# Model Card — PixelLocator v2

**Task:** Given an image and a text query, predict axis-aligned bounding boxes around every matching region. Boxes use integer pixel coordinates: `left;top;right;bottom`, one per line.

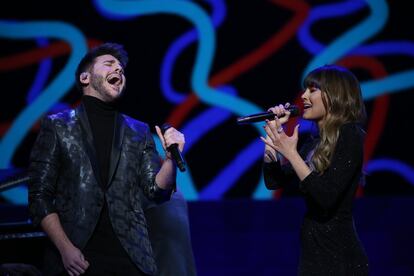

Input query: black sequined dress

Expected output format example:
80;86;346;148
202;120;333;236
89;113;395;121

263;123;369;275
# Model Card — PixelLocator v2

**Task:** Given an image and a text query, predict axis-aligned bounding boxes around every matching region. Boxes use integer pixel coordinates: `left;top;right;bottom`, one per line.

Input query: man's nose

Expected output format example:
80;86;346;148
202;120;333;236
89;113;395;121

114;64;123;73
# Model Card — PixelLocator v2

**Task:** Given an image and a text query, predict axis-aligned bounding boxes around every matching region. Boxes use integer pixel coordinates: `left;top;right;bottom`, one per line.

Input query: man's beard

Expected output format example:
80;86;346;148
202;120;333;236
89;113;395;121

90;73;125;101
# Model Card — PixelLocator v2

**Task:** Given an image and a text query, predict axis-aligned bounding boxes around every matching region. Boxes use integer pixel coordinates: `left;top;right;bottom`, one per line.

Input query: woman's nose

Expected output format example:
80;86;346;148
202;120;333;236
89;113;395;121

301;91;307;99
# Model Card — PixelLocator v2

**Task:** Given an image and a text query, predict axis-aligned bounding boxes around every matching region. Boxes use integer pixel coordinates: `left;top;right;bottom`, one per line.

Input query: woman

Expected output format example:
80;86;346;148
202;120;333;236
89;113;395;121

261;65;369;275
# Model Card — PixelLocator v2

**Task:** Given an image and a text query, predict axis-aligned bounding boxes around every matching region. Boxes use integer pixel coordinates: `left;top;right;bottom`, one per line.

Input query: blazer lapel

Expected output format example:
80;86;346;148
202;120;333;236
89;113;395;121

76;104;103;188
107;112;125;187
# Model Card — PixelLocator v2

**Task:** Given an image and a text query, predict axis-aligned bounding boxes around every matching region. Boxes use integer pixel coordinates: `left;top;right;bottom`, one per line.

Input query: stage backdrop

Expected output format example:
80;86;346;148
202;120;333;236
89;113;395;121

1;0;414;204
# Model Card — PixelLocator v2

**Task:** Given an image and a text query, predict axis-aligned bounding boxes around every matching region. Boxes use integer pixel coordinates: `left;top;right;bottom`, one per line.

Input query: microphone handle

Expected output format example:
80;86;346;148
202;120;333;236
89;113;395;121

167;144;186;172
160;123;186;172
236;105;299;124
236;112;276;124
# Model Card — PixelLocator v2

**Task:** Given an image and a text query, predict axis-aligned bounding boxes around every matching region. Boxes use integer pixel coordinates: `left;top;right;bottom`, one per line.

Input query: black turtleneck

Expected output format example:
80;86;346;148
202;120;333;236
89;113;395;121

82;95;116;187
82;95;127;258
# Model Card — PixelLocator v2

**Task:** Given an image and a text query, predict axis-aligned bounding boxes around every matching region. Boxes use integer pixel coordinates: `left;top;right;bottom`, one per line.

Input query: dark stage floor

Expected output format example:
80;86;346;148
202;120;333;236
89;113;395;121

1;197;413;276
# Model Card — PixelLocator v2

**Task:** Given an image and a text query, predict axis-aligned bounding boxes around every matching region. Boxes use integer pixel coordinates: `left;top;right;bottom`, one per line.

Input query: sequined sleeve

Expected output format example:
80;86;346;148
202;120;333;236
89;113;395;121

263;136;316;190
28;116;60;226
139;124;173;203
263;160;294;190
299;124;363;210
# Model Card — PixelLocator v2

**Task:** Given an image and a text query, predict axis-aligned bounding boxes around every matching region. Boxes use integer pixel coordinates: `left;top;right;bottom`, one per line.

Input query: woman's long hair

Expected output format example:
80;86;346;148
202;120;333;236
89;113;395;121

303;65;366;174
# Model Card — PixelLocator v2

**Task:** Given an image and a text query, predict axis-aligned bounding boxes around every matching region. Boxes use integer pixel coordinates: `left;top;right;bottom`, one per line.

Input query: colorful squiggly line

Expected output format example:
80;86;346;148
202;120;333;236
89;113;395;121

26;38;52;104
94;0;275;200
160;0;227;104
302;0;388;78
158;0;310;199
366;159;414;185
167;0;309;127
298;0;366;55
157;0;309;199
299;0;414;101
298;0;413;190
0;21;87;204
301;1;414;99
0;39;101;137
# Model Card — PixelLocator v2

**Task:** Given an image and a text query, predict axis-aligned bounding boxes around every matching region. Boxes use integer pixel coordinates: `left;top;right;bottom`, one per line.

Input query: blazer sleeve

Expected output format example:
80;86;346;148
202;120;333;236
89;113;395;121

28;116;60;226
139;124;172;203
299;124;363;210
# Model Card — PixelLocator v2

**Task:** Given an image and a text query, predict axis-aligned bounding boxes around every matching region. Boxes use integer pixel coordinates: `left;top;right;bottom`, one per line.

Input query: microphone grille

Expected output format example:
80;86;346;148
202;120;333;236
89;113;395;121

288;105;300;117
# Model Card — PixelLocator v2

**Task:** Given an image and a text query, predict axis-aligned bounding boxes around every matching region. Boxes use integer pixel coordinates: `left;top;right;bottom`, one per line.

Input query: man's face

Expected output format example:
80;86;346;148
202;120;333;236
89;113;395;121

85;54;126;102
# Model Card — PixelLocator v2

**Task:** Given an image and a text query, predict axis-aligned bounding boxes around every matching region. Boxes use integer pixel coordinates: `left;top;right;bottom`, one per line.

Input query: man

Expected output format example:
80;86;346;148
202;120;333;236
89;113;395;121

28;42;185;276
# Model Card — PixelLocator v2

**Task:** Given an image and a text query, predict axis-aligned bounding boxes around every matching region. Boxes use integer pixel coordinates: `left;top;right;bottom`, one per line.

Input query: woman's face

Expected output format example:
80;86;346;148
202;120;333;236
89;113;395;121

301;86;327;125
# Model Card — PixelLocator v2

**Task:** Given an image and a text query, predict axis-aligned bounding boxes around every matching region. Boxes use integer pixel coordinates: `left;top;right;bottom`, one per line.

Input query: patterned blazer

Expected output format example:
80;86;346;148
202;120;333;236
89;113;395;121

28;104;171;275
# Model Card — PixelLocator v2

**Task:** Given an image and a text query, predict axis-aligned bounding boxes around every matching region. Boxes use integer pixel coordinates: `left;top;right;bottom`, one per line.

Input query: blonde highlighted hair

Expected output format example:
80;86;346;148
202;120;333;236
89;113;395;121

303;65;366;174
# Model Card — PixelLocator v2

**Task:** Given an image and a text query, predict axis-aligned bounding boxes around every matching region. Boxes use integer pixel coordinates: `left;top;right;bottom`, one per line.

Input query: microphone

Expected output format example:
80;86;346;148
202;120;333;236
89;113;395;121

236;105;300;124
160;123;186;172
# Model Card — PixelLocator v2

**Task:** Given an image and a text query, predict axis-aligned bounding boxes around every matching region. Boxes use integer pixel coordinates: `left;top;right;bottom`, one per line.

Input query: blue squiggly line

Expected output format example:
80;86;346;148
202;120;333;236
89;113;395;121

95;0;267;200
93;0;137;20
350;41;414;57
301;0;414;101
298;0;366;55
298;0;414;59
156;86;235;200
366;158;414;185
26;38;52;103
161;0;226;103
200;119;314;199
153;134;198;200
25;39;70;114
180;86;238;199
253;174;267;199
181;85;234;151
200;138;263;199
302;0;388;79
298;0;414;101
157;0;265;198
98;0;221;125
0;21;87;204
361;70;414;100
95;0;265;130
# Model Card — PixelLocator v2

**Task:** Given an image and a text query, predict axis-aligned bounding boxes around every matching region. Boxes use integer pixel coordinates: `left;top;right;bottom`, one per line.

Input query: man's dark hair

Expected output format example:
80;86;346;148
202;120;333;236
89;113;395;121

75;42;128;91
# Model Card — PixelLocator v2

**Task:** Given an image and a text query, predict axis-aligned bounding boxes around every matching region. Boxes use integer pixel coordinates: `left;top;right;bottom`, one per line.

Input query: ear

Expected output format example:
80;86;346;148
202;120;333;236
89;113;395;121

79;72;90;85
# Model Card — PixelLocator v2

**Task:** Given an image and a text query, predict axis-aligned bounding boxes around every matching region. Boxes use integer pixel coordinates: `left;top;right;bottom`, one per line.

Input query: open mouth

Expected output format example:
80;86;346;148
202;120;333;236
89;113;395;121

303;103;312;109
107;74;122;87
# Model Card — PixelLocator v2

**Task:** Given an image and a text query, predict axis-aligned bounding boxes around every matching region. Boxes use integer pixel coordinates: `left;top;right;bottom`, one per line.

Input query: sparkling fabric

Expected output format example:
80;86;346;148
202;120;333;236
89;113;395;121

264;123;369;275
28;104;172;275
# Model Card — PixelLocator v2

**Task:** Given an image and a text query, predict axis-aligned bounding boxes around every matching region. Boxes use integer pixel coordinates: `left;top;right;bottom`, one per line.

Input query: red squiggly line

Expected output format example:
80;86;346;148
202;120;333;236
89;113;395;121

0;39;102;71
338;56;389;197
0;39;101;135
167;0;310;126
